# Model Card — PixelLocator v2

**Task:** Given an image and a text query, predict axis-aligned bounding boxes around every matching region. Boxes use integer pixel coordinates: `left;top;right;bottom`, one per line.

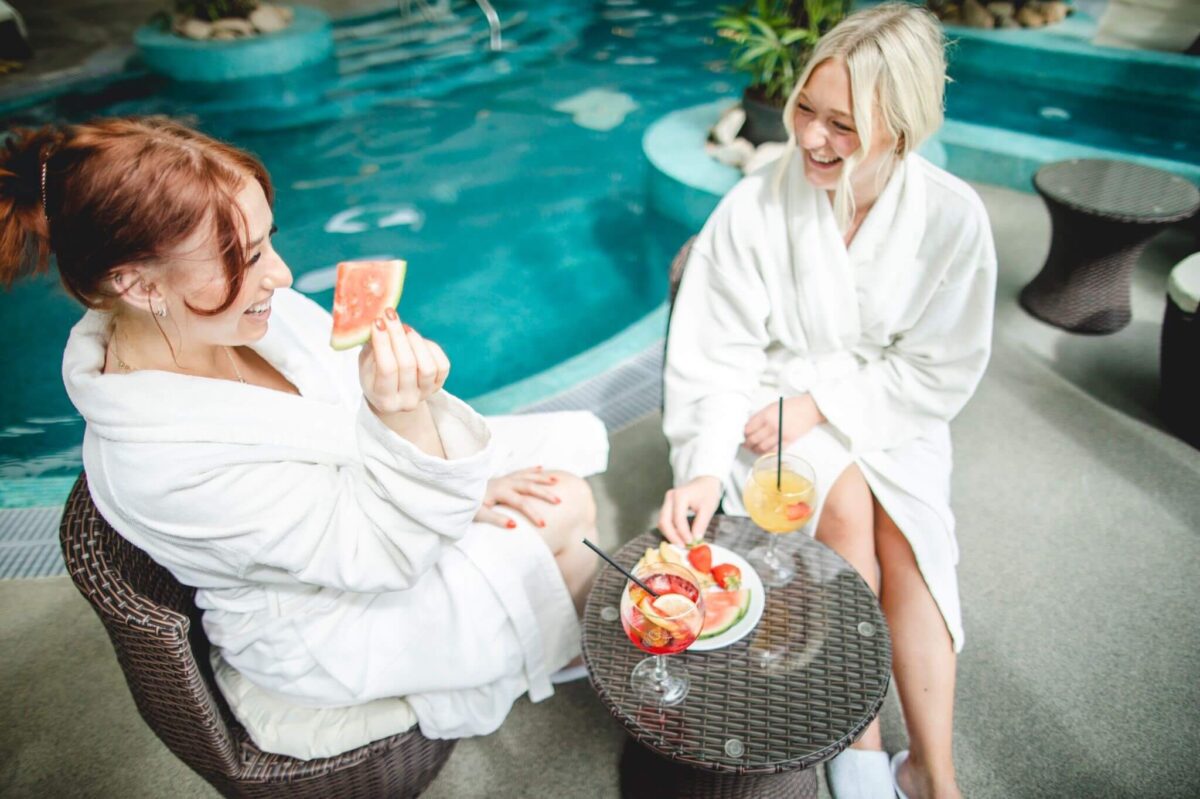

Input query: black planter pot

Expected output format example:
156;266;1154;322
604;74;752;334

739;88;788;146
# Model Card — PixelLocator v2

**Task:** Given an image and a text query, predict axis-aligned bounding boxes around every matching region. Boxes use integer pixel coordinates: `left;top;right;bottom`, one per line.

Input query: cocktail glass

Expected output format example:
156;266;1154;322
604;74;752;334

743;452;817;588
620;561;705;706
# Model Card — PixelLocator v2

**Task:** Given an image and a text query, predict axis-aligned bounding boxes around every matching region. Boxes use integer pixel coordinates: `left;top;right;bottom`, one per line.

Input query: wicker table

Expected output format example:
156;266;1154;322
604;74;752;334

1019;159;1199;334
582;516;892;799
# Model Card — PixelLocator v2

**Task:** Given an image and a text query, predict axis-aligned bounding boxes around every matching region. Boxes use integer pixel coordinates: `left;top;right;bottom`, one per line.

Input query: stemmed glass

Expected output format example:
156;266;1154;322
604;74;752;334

743;452;817;588
619;561;705;706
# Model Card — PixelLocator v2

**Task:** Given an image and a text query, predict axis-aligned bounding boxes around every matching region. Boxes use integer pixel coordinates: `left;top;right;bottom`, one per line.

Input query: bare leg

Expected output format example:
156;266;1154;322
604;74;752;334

529;471;599;616
815;463;883;751
874;500;962;799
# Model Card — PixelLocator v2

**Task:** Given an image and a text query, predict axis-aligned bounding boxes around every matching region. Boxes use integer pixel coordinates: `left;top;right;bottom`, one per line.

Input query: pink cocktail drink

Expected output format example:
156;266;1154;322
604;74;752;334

619;562;705;706
621;573;704;655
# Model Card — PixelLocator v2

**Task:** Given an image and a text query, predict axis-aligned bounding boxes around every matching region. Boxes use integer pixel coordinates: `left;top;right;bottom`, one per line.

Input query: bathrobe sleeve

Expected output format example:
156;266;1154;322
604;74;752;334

809;213;997;454
663;186;772;486
116;392;495;594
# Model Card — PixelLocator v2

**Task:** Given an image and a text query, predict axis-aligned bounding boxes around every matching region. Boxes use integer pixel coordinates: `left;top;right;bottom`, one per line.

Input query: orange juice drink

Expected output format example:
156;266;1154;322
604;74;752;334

743;466;816;534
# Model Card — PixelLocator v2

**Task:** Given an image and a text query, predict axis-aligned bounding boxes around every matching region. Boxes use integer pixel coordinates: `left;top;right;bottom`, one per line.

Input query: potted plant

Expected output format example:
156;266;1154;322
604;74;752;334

714;0;851;145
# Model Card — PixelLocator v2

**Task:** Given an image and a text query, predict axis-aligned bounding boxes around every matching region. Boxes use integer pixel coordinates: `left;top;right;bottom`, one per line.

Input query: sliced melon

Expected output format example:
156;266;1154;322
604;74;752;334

330;259;407;350
699;589;751;639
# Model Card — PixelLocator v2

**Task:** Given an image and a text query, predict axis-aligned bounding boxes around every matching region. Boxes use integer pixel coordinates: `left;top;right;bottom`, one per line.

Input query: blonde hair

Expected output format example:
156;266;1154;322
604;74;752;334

777;2;946;230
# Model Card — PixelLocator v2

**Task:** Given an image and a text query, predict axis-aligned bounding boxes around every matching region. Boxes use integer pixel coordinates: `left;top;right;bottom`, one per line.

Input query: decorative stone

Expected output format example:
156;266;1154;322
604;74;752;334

710;106;746;146
1016;5;1047;27
250;5;290;34
986;2;1014;18
175;18;213;40
211;18;257;38
1000;14;1021;28
1040;1;1070;24
707;138;755;169
742;141;789;175
963;0;995;28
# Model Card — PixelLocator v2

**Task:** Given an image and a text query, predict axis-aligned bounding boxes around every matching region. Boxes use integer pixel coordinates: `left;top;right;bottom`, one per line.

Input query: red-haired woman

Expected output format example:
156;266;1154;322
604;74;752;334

0;117;607;741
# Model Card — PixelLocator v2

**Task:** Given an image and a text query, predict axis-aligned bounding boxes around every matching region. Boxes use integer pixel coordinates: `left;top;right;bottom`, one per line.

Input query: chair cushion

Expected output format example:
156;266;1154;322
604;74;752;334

211;652;418;761
1168;252;1200;314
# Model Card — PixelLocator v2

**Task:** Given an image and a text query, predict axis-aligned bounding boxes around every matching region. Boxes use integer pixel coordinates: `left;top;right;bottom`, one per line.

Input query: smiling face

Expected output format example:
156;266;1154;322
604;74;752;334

792;59;897;197
155;179;292;348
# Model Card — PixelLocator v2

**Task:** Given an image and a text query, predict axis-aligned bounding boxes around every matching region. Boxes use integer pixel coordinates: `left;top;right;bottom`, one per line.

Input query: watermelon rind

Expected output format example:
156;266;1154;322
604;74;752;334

698;589;751;640
330;259;407;351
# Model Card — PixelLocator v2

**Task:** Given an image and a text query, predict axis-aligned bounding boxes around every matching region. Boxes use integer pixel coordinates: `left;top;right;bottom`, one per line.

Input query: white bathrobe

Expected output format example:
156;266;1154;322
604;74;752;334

62;288;609;739
664;152;997;651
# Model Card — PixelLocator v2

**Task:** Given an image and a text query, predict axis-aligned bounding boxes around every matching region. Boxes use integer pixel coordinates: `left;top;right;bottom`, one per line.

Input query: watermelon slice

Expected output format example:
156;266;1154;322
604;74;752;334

330;259;407;350
698;589;750;639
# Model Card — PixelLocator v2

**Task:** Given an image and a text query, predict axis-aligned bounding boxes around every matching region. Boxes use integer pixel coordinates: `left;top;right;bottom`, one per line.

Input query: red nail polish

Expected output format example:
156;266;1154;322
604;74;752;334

384;307;396;321
506;520;516;529
538;520;546;528
374;318;386;330
402;323;413;333
554;497;562;504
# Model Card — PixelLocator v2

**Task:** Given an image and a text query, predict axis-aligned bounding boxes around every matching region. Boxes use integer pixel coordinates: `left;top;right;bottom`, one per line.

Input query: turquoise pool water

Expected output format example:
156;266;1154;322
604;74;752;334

0;0;717;498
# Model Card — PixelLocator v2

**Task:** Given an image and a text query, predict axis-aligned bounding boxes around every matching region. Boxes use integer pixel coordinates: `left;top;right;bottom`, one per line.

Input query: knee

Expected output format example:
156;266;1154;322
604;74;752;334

816;468;873;548
546;471;596;528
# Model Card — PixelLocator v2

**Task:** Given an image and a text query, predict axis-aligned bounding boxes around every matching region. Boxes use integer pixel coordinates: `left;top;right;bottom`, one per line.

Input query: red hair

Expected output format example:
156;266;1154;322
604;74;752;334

0;116;273;314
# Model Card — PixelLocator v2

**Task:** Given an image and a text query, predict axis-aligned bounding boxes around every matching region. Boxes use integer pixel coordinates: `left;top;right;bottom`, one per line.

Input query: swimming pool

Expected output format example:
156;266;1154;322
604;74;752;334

0;0;722;504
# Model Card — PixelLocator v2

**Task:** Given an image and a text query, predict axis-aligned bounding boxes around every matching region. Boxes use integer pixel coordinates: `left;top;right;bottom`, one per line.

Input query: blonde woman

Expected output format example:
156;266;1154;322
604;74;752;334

659;4;995;798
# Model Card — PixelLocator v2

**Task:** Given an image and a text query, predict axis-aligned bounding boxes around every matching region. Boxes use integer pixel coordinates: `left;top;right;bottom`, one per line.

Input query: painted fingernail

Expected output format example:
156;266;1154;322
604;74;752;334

548;476;558;484
374;318;386;330
506;520;517;529
402;323;413;333
385;307;397;321
538;520;546;528
553;497;562;505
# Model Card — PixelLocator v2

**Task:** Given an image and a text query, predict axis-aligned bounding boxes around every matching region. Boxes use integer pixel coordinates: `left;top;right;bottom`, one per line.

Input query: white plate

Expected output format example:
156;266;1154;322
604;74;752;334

671;543;765;652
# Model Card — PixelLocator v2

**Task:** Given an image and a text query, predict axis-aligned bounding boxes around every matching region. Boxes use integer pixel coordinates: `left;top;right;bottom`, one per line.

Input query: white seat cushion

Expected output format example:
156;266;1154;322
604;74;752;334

211;652;418;761
1168;252;1200;314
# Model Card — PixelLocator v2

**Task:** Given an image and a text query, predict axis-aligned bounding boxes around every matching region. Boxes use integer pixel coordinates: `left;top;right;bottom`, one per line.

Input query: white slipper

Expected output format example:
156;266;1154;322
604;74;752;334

549;664;588;684
891;750;911;799
825;748;894;798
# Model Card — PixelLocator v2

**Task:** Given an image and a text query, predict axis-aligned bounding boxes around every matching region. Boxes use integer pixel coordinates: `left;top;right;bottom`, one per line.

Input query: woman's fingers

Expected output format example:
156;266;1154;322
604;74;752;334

690;497;716;541
496;490;546;527
657;491;685;546
514;480;560;504
673;491;693;545
474;506;517;529
369;318;398;401
407;331;439;395
426;338;451;393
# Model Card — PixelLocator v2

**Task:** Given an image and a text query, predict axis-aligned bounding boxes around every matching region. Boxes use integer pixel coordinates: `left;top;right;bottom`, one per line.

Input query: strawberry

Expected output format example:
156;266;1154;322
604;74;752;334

711;563;742;590
686;543;713;575
785;502;812;522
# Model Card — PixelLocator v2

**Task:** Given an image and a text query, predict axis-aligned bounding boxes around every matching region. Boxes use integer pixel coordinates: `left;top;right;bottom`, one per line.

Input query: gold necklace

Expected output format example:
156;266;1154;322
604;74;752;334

110;331;246;385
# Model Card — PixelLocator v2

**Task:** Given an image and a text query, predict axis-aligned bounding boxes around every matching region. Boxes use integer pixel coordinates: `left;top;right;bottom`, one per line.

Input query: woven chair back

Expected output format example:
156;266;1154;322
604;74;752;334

58;474;241;779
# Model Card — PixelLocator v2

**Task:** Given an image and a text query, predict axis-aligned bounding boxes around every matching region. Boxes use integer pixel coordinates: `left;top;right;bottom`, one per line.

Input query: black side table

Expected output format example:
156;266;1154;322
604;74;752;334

1019;159;1199;334
581;516;892;799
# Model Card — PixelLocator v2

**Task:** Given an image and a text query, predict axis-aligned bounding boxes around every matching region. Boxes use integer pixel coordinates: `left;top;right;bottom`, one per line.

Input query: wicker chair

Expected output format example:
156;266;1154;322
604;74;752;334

58;473;456;799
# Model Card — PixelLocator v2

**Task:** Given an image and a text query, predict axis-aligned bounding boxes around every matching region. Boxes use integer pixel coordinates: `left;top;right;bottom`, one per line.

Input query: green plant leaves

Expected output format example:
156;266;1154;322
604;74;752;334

711;0;848;105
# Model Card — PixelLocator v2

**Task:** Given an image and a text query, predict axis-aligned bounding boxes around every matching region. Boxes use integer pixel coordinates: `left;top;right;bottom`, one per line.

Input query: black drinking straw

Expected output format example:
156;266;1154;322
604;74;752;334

582;538;660;597
776;396;784;489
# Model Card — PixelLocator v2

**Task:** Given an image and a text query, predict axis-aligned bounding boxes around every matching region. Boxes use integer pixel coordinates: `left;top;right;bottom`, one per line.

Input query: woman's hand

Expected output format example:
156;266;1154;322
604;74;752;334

658;476;722;546
359;309;450;416
474;467;561;529
743;394;825;455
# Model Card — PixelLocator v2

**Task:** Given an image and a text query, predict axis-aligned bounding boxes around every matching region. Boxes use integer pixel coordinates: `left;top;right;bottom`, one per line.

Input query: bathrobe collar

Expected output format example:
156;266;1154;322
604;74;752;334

63;307;359;460
782;152;927;349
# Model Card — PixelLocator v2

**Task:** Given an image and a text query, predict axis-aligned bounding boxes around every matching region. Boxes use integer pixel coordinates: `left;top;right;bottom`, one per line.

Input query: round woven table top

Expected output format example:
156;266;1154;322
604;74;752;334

581;516;892;775
1033;159;1200;223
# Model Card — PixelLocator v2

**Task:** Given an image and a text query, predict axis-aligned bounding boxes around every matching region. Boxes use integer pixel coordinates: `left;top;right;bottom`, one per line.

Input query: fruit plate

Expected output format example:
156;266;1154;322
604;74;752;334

681;543;765;652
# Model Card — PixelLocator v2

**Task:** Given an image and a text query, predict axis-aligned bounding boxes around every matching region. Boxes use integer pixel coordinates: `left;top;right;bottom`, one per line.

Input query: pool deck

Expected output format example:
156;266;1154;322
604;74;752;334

3;3;1200;798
